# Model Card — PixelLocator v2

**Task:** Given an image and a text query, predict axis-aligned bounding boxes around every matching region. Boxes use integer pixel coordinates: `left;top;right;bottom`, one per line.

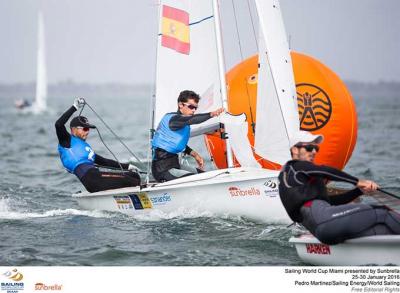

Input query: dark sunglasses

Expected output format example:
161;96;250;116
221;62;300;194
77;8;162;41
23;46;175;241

77;127;90;132
183;103;198;110
296;144;320;152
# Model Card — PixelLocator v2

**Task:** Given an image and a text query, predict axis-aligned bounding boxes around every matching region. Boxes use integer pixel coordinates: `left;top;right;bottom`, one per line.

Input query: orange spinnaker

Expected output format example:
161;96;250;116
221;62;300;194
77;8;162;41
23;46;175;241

205;51;357;170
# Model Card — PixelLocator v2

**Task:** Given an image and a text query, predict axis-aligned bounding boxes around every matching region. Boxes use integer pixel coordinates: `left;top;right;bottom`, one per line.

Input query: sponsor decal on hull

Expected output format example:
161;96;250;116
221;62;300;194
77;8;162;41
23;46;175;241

129;193;152;210
263;179;279;197
305;243;331;255
113;195;134;210
229;186;260;197
150;193;172;206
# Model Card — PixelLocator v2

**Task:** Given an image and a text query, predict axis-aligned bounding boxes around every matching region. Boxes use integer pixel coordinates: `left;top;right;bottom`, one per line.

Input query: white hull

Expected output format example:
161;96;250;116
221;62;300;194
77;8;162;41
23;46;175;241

290;234;400;266
73;167;290;223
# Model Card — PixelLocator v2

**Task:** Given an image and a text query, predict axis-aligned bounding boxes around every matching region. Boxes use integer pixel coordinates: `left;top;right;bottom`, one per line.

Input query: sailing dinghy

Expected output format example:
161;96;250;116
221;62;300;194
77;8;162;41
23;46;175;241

73;0;301;223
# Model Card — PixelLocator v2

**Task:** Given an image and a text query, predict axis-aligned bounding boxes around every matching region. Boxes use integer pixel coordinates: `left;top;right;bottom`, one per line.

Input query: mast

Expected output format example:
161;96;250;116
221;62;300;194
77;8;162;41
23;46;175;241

212;0;234;168
146;2;162;184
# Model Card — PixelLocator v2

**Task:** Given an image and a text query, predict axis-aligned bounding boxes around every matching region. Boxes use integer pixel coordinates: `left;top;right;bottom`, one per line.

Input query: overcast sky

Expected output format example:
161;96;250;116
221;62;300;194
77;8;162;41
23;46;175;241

0;0;399;84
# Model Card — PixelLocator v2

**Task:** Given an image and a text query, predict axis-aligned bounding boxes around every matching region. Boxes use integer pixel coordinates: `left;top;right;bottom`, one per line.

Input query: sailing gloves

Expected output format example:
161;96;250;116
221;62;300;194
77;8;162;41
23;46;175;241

73;97;86;110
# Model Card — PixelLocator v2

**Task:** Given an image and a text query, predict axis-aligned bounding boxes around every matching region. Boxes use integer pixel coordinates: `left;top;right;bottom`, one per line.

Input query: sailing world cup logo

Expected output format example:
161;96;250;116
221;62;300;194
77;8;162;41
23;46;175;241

296;83;332;131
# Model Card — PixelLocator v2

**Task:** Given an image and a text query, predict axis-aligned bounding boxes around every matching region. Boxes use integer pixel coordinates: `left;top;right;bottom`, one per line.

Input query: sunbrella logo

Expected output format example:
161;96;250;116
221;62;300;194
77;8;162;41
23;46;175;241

1;268;24;292
35;283;63;291
229;186;260;197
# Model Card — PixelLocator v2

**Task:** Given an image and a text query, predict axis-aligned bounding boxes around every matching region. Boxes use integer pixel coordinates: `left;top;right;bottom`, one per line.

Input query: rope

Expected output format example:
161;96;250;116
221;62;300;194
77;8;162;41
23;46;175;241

82;102;145;170
94;127;124;172
246;0;258;50
232;0;256;135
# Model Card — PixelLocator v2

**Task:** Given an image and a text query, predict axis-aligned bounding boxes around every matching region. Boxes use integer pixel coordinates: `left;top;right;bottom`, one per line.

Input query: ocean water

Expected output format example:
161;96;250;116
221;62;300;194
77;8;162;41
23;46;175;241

0;89;399;266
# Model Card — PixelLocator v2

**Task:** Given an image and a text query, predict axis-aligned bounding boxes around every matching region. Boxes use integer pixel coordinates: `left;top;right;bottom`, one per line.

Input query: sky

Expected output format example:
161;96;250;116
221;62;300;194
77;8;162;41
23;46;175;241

0;0;399;84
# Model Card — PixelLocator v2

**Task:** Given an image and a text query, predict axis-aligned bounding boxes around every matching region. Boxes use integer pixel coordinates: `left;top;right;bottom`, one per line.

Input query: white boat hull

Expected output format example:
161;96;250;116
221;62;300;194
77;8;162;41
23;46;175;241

73;167;290;223
290;233;400;266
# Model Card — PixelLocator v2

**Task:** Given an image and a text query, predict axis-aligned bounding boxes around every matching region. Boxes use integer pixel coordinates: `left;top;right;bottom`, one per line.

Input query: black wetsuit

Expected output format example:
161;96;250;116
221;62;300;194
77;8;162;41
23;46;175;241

55;106;140;192
279;160;400;244
151;112;212;182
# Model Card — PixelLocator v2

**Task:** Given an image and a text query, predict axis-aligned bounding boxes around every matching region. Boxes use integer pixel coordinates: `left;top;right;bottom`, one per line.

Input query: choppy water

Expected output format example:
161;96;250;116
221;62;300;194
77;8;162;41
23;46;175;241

0;88;399;266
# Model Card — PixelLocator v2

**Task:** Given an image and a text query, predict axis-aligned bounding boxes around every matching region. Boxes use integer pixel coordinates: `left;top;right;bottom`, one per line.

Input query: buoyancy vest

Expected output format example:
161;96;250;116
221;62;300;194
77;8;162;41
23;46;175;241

278;161;328;222
152;113;190;154
58;135;95;173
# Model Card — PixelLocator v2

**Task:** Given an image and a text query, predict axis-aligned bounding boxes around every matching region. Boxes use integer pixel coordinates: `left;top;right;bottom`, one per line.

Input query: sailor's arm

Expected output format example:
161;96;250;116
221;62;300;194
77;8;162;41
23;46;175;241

55;106;76;148
94;154;129;170
183;145;204;170
169;108;224;130
329;188;363;205
169;113;212;130
294;161;359;185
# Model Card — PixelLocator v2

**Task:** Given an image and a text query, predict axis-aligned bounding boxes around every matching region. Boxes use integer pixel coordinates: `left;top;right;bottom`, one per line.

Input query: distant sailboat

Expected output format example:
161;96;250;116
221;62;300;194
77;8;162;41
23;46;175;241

31;10;48;113
16;11;47;113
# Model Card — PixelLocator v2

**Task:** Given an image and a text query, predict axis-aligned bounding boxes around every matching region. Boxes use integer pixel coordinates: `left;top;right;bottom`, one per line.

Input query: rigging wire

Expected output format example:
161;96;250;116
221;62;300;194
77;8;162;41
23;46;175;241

79;102;146;171
246;0;258;51
231;0;256;135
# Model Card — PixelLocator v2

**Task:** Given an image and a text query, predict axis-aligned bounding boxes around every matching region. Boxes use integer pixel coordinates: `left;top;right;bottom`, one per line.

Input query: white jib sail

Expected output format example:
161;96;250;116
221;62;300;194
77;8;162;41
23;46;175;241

253;0;300;165
154;0;223;135
34;11;47;112
220;113;261;168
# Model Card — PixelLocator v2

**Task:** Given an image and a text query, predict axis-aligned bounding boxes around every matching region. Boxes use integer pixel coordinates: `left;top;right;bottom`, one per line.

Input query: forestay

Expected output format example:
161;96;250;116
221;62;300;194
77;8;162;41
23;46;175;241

253;0;300;165
154;0;223;135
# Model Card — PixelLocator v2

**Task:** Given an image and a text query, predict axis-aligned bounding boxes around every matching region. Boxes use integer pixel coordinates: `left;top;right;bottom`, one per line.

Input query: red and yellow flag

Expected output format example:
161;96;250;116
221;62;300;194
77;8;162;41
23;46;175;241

161;5;190;55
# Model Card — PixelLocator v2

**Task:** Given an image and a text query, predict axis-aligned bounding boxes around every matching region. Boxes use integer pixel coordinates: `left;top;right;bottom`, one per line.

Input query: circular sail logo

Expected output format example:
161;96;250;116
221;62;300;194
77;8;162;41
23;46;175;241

296;83;332;131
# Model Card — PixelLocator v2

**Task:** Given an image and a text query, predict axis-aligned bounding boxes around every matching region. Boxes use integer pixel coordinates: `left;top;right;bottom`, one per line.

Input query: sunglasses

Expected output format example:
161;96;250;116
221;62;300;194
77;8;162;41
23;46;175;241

183;103;198;110
296;144;320;152
76;127;90;132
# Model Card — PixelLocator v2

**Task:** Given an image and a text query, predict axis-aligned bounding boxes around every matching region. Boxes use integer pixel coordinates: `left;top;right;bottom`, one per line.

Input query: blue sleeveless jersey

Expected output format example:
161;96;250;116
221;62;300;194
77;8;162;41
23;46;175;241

58;136;95;173
152;113;190;154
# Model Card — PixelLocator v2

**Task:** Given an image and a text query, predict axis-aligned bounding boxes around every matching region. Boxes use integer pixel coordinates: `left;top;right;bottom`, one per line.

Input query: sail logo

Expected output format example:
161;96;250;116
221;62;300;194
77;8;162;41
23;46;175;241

229;187;260;197
34;283;62;291
296;83;332;131
305;243;331;255
1;269;24;292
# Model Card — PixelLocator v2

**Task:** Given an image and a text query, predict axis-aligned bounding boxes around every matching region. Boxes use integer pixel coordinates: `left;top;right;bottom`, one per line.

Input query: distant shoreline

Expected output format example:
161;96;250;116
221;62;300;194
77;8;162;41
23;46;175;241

0;80;399;99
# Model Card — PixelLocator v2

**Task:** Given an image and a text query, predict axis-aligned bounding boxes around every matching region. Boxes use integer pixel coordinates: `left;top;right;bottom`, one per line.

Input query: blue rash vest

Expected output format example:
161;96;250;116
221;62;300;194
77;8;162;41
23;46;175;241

58;135;96;173
152;113;190;154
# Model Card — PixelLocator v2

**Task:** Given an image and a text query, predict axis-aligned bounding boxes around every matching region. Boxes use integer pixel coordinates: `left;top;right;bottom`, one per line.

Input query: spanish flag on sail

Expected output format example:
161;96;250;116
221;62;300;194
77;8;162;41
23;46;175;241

161;5;190;55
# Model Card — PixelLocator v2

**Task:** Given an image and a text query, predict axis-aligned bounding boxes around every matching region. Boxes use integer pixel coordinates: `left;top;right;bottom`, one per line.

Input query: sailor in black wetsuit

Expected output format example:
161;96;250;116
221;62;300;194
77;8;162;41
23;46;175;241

151;90;224;182
279;131;400;244
55;98;140;192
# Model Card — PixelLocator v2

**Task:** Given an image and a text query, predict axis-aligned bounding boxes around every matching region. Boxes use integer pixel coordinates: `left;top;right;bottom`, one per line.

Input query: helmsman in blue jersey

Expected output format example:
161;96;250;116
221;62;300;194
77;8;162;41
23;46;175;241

151;90;224;182
56;98;140;192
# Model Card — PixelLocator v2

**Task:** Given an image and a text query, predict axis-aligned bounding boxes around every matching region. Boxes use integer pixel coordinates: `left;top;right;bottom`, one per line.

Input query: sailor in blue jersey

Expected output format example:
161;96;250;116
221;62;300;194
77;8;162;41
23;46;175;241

55;98;140;192
278;131;400;244
151;90;224;182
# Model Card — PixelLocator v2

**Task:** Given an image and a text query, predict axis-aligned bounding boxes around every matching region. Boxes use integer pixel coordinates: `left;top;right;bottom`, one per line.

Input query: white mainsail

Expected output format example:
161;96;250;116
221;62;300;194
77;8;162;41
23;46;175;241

253;0;300;165
33;11;48;112
154;0;223;135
